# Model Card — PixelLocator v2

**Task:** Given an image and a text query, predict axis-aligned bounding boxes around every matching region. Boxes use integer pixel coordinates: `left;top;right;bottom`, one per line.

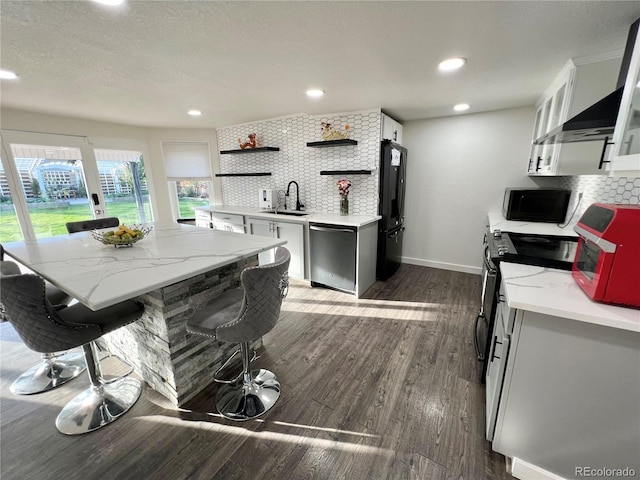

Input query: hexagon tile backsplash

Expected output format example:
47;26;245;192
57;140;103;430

216;110;382;215
556;175;640;225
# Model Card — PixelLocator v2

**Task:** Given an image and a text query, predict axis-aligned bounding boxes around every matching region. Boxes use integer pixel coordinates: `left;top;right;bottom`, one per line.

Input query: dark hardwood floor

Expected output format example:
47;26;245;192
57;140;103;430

0;264;512;479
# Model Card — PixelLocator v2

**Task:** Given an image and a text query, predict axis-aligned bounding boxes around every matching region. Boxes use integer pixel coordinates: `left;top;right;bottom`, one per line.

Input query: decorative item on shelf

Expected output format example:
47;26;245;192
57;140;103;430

321;122;350;141
238;133;262;149
92;224;153;248
337;179;352;216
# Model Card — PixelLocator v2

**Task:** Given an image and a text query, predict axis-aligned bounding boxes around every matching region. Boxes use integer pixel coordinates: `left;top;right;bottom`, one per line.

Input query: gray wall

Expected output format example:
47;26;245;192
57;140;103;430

402;106;539;274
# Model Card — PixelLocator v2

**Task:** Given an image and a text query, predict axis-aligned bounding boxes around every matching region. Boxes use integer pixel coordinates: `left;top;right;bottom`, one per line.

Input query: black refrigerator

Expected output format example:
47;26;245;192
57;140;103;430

377;139;407;280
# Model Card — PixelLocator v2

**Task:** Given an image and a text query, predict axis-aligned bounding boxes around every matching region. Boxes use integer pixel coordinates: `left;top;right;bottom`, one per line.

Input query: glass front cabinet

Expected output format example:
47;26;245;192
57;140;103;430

528;66;573;175
609;26;640;175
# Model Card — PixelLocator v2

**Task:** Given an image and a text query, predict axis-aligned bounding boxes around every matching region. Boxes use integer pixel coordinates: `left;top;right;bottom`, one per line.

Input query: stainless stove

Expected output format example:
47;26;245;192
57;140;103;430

475;228;578;381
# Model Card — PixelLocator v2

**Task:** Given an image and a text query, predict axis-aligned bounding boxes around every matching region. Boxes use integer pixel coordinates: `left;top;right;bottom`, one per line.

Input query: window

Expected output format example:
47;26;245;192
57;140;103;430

94;149;152;224
162;142;213;220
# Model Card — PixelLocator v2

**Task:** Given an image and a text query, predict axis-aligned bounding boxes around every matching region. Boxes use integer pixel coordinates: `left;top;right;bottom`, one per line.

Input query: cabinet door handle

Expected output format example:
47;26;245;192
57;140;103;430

536;156;543;171
597;136;614;170
491;338;502;362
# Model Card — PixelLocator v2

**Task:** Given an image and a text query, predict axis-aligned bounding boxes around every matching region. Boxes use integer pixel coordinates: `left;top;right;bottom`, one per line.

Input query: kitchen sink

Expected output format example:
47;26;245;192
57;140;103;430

263;210;311;216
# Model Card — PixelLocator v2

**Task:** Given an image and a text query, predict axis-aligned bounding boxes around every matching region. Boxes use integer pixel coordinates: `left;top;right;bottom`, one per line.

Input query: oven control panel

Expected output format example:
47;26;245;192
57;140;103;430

488;229;515;258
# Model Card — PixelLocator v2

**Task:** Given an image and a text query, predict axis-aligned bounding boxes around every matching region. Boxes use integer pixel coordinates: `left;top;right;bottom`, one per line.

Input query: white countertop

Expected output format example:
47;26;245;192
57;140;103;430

487;212;577;237
500;263;640;332
199;205;381;228
3;222;284;311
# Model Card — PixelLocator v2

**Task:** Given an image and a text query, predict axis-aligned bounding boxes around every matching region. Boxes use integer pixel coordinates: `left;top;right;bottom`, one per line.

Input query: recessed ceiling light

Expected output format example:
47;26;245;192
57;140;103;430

453;103;470;112
0;69;18;80
92;0;125;6
438;57;466;72
188;110;202;116
306;89;325;98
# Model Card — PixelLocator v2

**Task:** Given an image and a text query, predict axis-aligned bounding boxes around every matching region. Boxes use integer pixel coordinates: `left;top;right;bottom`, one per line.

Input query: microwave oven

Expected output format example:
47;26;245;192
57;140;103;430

502;188;571;223
572;203;640;308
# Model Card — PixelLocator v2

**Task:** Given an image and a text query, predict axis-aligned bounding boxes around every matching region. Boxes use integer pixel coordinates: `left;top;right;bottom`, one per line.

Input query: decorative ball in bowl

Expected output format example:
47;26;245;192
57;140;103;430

92;224;153;248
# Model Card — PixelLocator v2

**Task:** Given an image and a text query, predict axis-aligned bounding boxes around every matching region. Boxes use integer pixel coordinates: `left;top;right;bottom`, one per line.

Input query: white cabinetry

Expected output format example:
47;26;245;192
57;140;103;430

381;113;403;145
609;24;640;175
211;213;245;233
528;64;573;174
194;209;245;233
528;57;622;176
195;209;212;228
485;282;514;442
492;300;640;479
247;217;305;280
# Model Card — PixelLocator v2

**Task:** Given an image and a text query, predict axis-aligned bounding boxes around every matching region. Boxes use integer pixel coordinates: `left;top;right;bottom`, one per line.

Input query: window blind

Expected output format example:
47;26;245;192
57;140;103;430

162;142;212;180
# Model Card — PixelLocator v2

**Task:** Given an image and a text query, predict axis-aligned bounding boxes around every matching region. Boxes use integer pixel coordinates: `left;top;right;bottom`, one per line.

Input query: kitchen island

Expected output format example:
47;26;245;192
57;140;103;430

492;263;639;480
3;222;285;405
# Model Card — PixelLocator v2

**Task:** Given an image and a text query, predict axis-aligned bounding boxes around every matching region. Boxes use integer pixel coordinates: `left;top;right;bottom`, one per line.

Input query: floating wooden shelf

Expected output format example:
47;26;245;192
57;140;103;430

220;147;280;154
306;139;358;148
320;170;372;175
215;172;272;177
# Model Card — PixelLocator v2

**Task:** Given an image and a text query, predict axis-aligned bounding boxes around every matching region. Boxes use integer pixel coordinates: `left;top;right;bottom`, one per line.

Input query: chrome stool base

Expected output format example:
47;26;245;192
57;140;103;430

55;377;142;435
10;351;86;395
216;369;280;421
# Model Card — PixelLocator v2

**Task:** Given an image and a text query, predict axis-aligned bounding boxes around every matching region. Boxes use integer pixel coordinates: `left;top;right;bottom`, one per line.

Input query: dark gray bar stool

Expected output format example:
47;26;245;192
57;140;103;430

0;258;86;395
186;247;290;421
0;273;144;434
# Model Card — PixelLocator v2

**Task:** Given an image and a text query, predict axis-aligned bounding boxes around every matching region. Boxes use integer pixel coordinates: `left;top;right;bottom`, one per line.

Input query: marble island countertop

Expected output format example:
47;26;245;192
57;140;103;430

500;262;640;332
3;222;284;310
487;212;578;237
199;205;381;228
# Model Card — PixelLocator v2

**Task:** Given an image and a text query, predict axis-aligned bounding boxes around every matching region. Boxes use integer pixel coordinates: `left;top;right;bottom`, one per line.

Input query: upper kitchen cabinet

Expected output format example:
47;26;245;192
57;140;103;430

528;56;622;176
528;63;573;174
609;22;640;175
381;113;403;145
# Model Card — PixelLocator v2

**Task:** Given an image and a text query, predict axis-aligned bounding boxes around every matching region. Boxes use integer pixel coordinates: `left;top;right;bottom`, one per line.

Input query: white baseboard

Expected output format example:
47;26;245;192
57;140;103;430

512;458;567;480
402;256;482;275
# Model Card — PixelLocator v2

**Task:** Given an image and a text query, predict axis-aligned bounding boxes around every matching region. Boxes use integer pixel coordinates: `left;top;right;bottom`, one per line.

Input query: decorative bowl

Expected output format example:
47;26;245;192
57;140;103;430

91;224;153;248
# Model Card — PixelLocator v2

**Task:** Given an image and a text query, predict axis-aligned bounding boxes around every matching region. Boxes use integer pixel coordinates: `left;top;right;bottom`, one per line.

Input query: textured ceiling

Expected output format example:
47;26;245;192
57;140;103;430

1;1;639;129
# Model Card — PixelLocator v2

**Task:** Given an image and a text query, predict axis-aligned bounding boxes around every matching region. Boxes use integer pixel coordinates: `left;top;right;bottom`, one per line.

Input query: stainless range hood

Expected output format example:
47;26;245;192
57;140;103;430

535;18;639;145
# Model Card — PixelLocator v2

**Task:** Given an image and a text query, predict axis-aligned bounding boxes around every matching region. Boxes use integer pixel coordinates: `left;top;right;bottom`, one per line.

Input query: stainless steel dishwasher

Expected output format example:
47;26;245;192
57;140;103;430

309;223;357;293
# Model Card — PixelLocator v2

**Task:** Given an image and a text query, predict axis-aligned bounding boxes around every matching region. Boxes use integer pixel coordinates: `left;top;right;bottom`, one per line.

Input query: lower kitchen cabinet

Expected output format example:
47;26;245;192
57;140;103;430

195;209;212;228
246;217;305;280
194;209;245;232
492;307;640;479
211;213;245;233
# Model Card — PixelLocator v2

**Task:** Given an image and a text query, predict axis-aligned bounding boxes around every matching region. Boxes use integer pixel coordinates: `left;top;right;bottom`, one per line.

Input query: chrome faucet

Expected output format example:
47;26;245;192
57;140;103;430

285;181;304;211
